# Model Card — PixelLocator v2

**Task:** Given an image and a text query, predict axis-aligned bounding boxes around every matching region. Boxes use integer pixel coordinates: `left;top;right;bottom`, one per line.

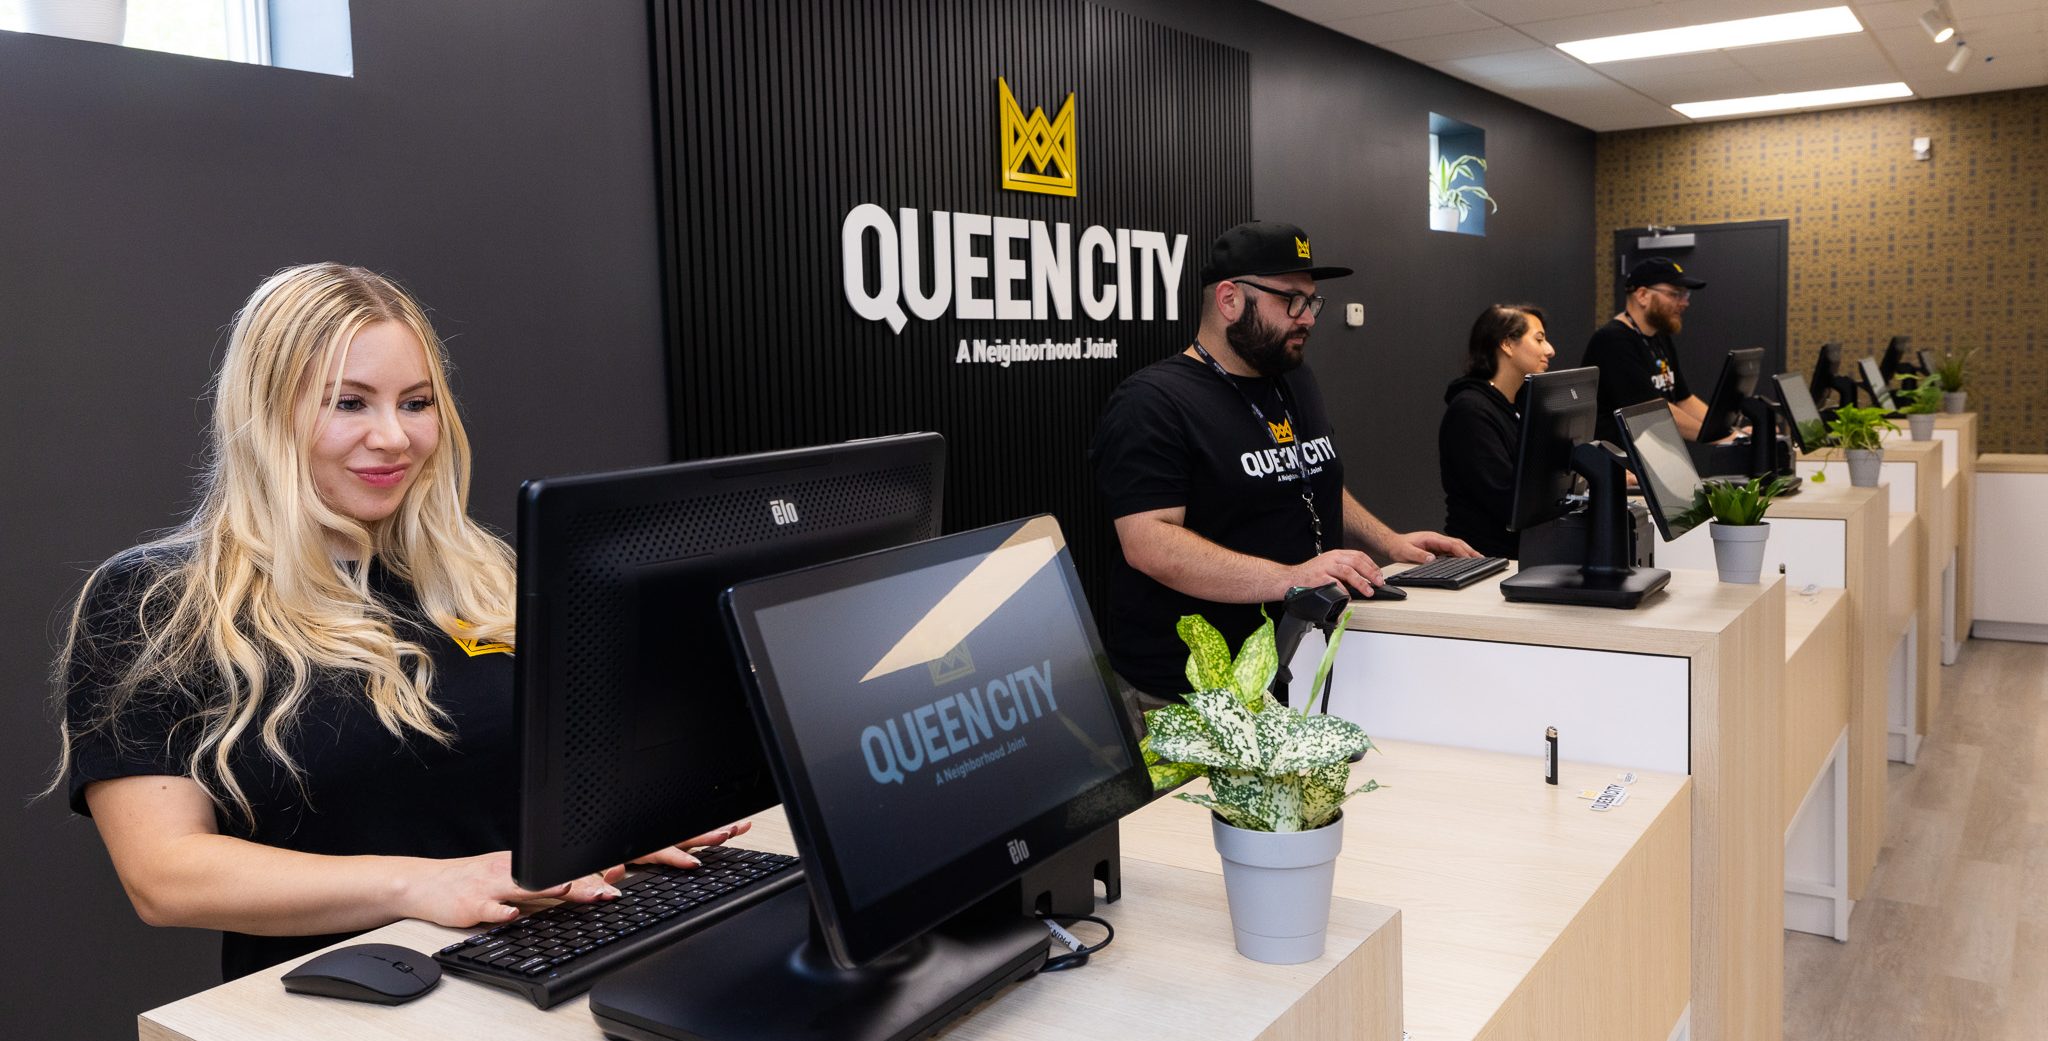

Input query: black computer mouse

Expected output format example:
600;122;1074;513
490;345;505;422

1364;582;1407;601
281;942;441;1005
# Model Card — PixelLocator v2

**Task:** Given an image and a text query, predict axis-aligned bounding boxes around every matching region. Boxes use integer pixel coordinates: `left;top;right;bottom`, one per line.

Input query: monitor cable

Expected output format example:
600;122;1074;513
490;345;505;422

1033;912;1115;972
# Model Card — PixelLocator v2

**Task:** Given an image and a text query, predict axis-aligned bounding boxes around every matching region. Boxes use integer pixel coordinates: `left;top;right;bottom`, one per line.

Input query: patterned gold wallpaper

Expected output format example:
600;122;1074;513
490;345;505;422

1594;87;2048;453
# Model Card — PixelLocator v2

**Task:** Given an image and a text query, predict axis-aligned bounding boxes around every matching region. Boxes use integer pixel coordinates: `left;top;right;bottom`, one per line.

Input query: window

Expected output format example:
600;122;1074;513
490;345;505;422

1428;114;1492;236
0;0;352;77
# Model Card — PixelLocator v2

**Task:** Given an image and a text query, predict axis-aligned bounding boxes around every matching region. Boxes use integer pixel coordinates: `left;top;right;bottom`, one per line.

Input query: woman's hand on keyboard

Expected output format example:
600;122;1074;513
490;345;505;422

404;850;580;927
619;819;755;872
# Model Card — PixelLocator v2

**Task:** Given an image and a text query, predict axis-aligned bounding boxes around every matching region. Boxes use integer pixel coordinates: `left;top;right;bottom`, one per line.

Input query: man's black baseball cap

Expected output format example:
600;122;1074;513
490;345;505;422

1198;220;1354;285
1626;256;1706;290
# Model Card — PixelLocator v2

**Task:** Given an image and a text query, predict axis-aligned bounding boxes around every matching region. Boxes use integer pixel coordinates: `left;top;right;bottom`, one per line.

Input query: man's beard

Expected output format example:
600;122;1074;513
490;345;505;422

1226;305;1305;377
1647;298;1684;336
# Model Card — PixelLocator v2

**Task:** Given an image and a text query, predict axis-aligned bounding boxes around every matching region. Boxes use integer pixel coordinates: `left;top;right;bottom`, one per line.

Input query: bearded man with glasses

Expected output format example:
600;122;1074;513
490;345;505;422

1582;256;1712;444
1089;221;1476;706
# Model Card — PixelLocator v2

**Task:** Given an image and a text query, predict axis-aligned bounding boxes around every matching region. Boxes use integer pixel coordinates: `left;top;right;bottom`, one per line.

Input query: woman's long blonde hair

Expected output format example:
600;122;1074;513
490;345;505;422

51;263;516;825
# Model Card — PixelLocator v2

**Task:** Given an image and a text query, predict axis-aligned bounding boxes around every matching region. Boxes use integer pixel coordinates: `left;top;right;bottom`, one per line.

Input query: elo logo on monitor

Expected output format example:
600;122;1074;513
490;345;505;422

1006;838;1030;865
770;498;800;526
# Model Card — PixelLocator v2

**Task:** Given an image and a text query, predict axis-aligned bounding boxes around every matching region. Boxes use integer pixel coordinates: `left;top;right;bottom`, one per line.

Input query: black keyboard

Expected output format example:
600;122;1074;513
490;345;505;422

1385;555;1509;590
433;845;802;1008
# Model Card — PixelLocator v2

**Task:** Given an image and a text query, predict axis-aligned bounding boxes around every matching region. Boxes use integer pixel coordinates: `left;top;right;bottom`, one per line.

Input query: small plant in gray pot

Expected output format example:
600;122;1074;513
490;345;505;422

1679;474;1795;583
1142;613;1378;964
1933;348;1976;413
1822;406;1897;488
1900;375;1943;440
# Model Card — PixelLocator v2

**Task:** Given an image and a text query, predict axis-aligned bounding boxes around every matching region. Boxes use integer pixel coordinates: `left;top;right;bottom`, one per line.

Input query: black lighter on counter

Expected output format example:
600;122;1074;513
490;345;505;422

1545;727;1559;786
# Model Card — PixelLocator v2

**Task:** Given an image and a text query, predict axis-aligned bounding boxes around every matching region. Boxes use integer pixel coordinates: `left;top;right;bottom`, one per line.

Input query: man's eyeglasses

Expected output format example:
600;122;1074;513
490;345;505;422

1648;285;1692;303
1233;280;1325;319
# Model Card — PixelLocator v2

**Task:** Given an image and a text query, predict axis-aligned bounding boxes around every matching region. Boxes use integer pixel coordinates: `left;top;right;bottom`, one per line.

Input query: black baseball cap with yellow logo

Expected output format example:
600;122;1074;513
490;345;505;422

1198;220;1354;285
1626;256;1706;290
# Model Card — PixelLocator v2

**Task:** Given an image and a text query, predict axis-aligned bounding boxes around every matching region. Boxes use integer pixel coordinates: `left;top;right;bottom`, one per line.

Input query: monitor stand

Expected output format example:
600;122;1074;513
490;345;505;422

591;885;1048;1041
1501;442;1669;609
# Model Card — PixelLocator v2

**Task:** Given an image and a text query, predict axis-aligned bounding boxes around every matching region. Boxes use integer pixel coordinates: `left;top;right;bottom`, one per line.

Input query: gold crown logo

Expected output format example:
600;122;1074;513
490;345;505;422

1294;236;1312;259
998;77;1076;197
928;641;977;686
1268;418;1295;445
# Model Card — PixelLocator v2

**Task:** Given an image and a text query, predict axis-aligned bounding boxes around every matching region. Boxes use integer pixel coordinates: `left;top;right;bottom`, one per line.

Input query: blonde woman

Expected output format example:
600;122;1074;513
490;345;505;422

51;263;745;979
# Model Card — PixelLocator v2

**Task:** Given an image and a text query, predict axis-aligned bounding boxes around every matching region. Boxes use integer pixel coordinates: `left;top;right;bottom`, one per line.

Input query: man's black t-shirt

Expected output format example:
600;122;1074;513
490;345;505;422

1582;317;1691;444
64;549;516;981
1090;354;1345;699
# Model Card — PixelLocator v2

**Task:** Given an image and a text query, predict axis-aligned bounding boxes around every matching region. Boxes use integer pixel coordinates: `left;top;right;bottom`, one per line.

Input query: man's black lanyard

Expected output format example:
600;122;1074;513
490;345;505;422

1621;313;1675;392
1189;341;1324;556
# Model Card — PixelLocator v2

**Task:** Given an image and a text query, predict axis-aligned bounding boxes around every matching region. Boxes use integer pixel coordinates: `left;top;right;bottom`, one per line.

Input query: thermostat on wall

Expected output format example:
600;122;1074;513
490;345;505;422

1345;302;1364;328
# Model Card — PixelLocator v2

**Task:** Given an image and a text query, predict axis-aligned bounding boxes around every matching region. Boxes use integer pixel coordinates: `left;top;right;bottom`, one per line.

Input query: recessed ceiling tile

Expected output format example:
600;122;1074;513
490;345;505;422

1574;49;1747;74
1724;32;1892;67
1952;0;2048;18
1374;26;1548;62
1597;64;1770;100
1323;2;1503;42
1744;58;1914;92
1435;46;1589;78
1464;0;1648;21
1851;0;1933;30
1517;0;1805;45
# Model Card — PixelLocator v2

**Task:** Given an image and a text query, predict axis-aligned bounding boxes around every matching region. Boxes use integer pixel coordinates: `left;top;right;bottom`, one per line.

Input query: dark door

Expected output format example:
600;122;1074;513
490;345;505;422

1610;220;1788;402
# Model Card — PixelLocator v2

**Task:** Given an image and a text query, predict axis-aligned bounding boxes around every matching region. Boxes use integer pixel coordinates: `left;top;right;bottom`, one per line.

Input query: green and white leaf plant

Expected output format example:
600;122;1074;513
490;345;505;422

1812;405;1897;488
1141;613;1380;833
1429;154;1497;231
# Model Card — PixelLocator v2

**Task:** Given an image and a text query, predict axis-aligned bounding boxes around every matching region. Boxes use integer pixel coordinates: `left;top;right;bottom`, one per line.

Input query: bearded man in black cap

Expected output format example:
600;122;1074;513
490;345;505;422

1090;220;1477;703
1582;257;1711;444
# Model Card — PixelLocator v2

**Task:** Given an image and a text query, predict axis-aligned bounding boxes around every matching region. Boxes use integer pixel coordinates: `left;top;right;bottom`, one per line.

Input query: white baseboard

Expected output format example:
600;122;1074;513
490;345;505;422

1973;621;2048;644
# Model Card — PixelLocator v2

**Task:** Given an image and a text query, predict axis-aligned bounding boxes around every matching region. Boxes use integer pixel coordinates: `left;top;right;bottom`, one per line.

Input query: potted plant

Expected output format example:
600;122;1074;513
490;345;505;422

1823;405;1898;488
1676;474;1795;584
1429;153;1496;232
1933;348;1976;413
1899;375;1944;440
1142;613;1378;964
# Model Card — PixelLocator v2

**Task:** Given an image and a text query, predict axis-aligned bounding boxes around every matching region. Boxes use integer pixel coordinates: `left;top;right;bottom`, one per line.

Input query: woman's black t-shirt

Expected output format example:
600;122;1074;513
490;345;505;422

63;549;516;980
1438;376;1522;560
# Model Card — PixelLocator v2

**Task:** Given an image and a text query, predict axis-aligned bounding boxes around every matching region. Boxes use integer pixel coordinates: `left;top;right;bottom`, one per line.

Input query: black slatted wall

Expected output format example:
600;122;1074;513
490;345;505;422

652;0;1252;601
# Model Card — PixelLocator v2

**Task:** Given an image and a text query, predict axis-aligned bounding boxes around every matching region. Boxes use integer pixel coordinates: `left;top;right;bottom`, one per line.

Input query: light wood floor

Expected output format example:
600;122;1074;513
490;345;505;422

1785;637;2048;1038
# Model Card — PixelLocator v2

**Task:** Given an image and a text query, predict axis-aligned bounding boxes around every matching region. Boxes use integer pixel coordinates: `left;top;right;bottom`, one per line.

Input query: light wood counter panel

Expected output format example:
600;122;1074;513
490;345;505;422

1933;414;1977;638
1888;514;1919;644
1977;453;2048;473
1318;570;1780;1041
1763;482;1888;899
1805;439;1946;738
141;810;1402;1041
1783;589;1848;832
1121;742;1690;1041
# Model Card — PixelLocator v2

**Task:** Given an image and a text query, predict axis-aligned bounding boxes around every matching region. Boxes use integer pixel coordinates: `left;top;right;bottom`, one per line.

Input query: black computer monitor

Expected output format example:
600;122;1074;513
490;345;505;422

1810;342;1849;407
1772;372;1830;454
1615;400;1707;542
590;515;1150;1041
1917;348;1940;377
1694;348;1765;444
1855;356;1897;412
1505;367;1600;535
511;433;945;888
1879;335;1914;380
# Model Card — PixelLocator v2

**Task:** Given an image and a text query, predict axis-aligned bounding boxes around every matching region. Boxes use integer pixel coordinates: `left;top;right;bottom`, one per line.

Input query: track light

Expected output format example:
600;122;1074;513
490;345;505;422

1946;41;1973;73
1919;9;1955;43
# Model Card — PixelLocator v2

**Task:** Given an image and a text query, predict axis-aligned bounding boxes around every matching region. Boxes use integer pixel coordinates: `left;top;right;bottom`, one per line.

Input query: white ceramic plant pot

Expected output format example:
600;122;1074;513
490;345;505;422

24;0;127;44
1943;391;1967;414
1211;811;1343;964
1430;206;1460;232
1847;448;1883;488
1908;413;1937;440
1708;521;1770;584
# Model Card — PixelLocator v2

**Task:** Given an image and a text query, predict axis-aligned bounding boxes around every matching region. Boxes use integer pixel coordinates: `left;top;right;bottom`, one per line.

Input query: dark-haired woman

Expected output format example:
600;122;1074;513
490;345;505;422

1438;304;1554;559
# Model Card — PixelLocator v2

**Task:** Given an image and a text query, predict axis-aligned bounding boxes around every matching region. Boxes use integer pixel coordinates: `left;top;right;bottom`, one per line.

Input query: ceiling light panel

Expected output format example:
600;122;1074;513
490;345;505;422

1672;81;1913;119
1558;6;1865;65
